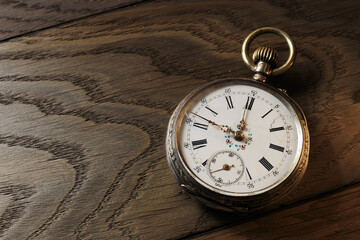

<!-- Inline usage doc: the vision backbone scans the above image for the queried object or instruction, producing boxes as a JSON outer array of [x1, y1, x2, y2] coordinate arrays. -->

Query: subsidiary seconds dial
[[207, 150, 244, 186]]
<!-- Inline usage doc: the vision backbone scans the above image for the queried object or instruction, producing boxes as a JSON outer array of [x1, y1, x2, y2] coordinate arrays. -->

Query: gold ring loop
[[241, 27, 296, 76]]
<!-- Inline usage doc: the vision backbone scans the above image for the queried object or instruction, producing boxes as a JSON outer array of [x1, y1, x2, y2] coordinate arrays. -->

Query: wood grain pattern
[[191, 184, 360, 240], [0, 0, 144, 40], [0, 0, 358, 239]]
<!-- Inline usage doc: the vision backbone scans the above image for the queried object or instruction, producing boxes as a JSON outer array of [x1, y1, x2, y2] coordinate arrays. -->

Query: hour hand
[[239, 97, 249, 131], [233, 98, 250, 141]]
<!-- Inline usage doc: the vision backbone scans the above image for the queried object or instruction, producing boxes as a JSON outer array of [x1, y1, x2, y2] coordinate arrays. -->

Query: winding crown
[[252, 46, 279, 67]]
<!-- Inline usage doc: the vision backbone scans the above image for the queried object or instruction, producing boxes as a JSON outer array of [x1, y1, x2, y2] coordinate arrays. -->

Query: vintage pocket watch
[[166, 27, 309, 213]]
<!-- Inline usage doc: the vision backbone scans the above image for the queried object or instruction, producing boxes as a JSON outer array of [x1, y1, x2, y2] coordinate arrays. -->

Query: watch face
[[176, 79, 304, 197]]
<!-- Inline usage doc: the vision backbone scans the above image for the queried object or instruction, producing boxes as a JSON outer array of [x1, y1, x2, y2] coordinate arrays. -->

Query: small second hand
[[191, 112, 215, 125], [211, 164, 235, 173]]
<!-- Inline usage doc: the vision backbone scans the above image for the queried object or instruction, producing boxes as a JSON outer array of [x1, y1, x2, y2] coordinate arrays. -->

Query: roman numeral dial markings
[[193, 122, 208, 130], [205, 106, 218, 116], [262, 109, 273, 118], [259, 157, 274, 171], [246, 168, 252, 180], [245, 97, 255, 110], [269, 126, 285, 132], [225, 96, 234, 109], [269, 143, 285, 152], [192, 139, 207, 150]]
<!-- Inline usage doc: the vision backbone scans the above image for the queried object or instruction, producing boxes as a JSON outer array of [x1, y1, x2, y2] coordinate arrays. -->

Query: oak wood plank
[[0, 0, 358, 239], [190, 184, 360, 240], [0, 0, 144, 40]]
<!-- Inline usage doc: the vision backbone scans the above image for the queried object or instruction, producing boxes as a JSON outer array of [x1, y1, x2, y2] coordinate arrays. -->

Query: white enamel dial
[[177, 80, 304, 197]]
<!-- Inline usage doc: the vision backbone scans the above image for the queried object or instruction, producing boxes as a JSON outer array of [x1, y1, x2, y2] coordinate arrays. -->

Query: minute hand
[[191, 112, 234, 134]]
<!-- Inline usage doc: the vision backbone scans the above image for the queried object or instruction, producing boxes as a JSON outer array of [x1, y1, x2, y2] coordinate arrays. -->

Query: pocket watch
[[166, 27, 309, 213]]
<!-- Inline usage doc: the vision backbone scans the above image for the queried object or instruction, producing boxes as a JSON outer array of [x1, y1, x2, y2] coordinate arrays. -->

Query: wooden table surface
[[0, 0, 359, 239]]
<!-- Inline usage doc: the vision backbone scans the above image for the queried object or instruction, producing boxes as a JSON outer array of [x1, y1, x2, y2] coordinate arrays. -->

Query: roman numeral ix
[[192, 139, 207, 150]]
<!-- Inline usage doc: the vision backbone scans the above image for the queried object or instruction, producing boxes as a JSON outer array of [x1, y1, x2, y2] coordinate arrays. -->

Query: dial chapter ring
[[241, 27, 296, 75]]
